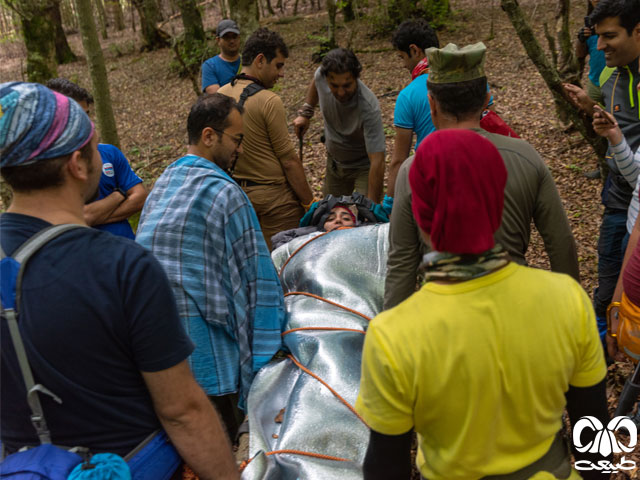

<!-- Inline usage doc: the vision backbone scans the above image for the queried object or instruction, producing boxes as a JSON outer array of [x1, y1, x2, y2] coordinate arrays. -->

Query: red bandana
[[409, 130, 507, 254], [411, 57, 430, 80]]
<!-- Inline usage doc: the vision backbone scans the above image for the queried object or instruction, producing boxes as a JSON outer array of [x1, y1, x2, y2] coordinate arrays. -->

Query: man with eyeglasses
[[136, 93, 286, 441]]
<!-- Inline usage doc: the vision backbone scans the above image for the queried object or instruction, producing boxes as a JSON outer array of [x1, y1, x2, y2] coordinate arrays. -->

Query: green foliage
[[170, 33, 216, 77], [307, 33, 336, 64], [368, 0, 450, 36]]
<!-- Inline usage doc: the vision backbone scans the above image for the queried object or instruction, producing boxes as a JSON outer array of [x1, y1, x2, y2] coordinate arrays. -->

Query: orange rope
[[239, 449, 350, 472], [284, 291, 372, 322], [282, 326, 366, 336], [278, 226, 354, 278], [287, 353, 369, 428], [278, 231, 330, 277]]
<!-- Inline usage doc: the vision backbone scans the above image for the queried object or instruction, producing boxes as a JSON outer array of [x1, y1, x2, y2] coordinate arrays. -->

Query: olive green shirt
[[384, 128, 580, 310]]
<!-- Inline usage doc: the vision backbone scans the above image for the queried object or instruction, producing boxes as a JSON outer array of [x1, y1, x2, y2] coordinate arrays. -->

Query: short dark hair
[[187, 93, 243, 145], [241, 27, 289, 66], [427, 77, 488, 120], [320, 48, 362, 78], [1, 141, 94, 192], [590, 0, 640, 35], [45, 78, 94, 105], [392, 19, 440, 55]]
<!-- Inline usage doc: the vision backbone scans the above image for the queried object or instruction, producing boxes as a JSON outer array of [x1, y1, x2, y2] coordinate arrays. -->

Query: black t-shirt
[[0, 213, 194, 455]]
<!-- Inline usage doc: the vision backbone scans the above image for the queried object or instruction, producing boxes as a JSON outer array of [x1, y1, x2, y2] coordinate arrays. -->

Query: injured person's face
[[323, 205, 356, 232]]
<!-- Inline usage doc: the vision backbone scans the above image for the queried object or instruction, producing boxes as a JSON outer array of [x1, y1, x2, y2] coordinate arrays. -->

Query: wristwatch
[[114, 187, 128, 200]]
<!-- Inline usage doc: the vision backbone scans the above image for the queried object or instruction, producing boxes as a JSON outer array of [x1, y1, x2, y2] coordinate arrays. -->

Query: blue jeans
[[594, 209, 628, 329]]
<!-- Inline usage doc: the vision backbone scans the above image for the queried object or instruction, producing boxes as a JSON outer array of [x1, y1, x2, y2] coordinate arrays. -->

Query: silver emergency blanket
[[241, 224, 389, 480]]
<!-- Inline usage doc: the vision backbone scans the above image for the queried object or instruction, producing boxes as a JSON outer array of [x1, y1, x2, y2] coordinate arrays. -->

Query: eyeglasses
[[214, 129, 244, 147]]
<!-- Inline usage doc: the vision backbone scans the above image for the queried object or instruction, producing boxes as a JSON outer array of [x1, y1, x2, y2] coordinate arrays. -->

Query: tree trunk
[[8, 0, 58, 82], [555, 0, 580, 84], [176, 0, 204, 51], [94, 0, 108, 39], [326, 0, 337, 49], [131, 0, 169, 49], [342, 0, 355, 22], [106, 0, 124, 30], [264, 0, 274, 16], [217, 0, 228, 18], [228, 0, 258, 39], [75, 0, 120, 148], [130, 0, 136, 31], [60, 0, 79, 30], [53, 0, 77, 63], [500, 0, 607, 162]]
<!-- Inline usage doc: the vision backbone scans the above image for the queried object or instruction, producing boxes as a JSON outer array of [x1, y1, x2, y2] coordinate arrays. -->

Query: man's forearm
[[84, 192, 125, 226], [304, 78, 319, 107], [388, 128, 413, 197], [566, 379, 611, 480], [280, 152, 313, 205], [159, 393, 239, 480], [363, 430, 412, 480], [84, 184, 147, 226], [367, 152, 385, 203], [105, 184, 147, 223]]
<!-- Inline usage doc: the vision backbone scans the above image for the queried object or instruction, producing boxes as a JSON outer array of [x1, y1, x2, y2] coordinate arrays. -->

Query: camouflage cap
[[425, 42, 487, 84]]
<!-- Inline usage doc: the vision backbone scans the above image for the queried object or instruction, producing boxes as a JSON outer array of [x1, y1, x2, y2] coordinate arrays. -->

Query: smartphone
[[593, 105, 615, 125]]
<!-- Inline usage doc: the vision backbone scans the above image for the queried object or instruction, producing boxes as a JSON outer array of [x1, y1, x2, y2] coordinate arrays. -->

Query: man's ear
[[254, 53, 265, 68], [201, 127, 216, 147], [66, 150, 89, 181], [409, 44, 423, 59], [427, 92, 437, 116], [633, 23, 640, 44]]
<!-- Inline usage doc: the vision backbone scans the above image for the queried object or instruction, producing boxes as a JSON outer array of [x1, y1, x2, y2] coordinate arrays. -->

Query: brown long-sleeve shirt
[[384, 128, 580, 310]]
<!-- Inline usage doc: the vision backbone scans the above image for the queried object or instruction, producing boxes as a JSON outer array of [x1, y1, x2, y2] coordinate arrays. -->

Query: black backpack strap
[[1, 223, 86, 445], [238, 82, 265, 107], [350, 192, 377, 224]]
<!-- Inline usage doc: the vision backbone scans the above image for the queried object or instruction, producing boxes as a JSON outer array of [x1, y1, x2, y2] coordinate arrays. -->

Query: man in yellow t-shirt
[[356, 127, 609, 480]]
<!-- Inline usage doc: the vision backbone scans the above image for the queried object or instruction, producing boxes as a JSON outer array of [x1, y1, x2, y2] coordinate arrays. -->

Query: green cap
[[426, 42, 487, 84]]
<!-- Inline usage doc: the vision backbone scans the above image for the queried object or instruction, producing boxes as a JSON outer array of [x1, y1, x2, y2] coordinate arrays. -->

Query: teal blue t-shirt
[[201, 55, 241, 91], [393, 75, 435, 150], [394, 74, 494, 150], [586, 35, 606, 86]]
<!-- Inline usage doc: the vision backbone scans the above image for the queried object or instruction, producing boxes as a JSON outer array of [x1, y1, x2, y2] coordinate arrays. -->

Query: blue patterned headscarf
[[0, 82, 94, 168]]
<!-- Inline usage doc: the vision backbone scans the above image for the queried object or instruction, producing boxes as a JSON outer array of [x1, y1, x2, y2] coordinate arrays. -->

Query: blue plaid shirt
[[136, 154, 285, 405]]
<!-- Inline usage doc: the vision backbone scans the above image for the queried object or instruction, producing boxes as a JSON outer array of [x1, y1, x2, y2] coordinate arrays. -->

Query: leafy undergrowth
[[1, 0, 638, 474]]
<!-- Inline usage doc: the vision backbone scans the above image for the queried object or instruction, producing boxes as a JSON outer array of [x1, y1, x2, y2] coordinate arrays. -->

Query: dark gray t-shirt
[[315, 67, 386, 168], [600, 58, 640, 211]]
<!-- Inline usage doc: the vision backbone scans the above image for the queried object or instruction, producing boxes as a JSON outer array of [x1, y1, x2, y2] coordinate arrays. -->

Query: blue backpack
[[0, 225, 181, 480]]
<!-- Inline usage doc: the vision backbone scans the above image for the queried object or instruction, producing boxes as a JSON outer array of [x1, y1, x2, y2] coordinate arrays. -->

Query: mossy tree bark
[[228, 0, 258, 41], [105, 0, 124, 30], [53, 0, 77, 63], [176, 0, 204, 53], [326, 0, 337, 49], [342, 0, 355, 22], [6, 0, 58, 82], [94, 0, 108, 39], [75, 0, 120, 148], [60, 0, 79, 30], [500, 0, 608, 165], [131, 0, 169, 50]]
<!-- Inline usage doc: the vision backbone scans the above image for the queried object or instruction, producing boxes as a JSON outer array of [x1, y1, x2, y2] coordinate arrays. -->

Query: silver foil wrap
[[241, 224, 389, 479]]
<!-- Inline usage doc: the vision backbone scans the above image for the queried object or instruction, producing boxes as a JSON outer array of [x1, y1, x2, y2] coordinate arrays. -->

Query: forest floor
[[1, 0, 638, 475]]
